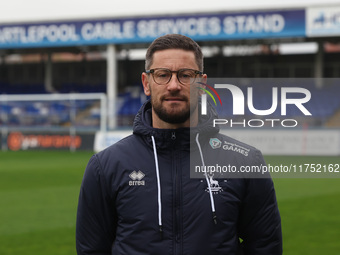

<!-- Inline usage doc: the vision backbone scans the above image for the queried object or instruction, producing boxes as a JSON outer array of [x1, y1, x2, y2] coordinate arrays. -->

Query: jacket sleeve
[[76, 155, 117, 255], [238, 151, 283, 255]]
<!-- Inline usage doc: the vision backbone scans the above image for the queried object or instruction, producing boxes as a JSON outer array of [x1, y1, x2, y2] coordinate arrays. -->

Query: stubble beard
[[150, 93, 197, 125]]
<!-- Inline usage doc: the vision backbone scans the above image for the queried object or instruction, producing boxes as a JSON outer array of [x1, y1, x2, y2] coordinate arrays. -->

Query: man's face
[[142, 49, 205, 128]]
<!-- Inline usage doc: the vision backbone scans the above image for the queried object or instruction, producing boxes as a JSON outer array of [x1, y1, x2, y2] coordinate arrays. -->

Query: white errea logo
[[129, 170, 145, 186]]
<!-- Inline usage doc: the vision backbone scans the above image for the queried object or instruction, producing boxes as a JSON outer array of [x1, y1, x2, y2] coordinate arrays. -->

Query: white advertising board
[[94, 130, 132, 152], [221, 129, 340, 156], [307, 6, 340, 37]]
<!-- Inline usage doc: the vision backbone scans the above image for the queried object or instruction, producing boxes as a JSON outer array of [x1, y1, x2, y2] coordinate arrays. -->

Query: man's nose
[[166, 73, 181, 90]]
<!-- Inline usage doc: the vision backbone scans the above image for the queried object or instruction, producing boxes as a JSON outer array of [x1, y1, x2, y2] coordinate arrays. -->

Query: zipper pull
[[171, 132, 176, 140], [159, 225, 163, 239], [213, 212, 217, 225]]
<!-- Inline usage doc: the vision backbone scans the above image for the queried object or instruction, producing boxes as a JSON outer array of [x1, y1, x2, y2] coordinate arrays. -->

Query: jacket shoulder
[[218, 133, 258, 150], [212, 133, 270, 179], [210, 132, 262, 159], [93, 134, 144, 170], [97, 134, 140, 154]]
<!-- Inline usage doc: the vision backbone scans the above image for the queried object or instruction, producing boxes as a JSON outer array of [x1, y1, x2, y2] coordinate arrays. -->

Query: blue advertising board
[[0, 9, 306, 49]]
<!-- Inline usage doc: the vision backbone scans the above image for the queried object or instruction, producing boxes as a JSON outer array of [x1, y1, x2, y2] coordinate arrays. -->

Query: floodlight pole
[[107, 44, 118, 130], [44, 52, 55, 93], [314, 41, 324, 88]]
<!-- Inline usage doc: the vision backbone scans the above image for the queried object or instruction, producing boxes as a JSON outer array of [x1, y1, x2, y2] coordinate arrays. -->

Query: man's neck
[[151, 111, 198, 129]]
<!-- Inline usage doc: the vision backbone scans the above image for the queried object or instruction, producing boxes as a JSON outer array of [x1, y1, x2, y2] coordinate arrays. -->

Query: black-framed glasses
[[145, 68, 203, 85]]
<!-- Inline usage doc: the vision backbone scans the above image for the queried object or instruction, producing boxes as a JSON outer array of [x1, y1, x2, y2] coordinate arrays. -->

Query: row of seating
[[0, 82, 106, 94], [0, 100, 99, 127]]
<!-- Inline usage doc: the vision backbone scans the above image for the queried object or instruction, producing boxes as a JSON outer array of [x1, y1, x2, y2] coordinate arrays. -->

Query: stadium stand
[[0, 6, 340, 130], [0, 80, 339, 128], [0, 99, 101, 129]]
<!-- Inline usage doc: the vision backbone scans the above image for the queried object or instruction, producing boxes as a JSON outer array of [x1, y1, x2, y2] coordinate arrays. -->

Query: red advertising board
[[3, 131, 94, 151]]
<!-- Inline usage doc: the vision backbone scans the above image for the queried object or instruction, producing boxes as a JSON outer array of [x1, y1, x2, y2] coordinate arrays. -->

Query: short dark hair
[[145, 34, 204, 71]]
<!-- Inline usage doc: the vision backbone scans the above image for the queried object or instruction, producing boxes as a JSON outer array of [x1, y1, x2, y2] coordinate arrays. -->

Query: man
[[76, 34, 282, 255]]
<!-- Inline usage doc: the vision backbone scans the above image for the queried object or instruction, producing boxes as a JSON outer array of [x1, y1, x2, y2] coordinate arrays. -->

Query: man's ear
[[198, 74, 208, 95], [201, 74, 207, 84], [142, 72, 151, 96]]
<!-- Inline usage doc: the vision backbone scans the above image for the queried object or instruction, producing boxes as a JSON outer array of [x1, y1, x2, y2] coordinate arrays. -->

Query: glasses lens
[[178, 69, 197, 84], [153, 69, 171, 85]]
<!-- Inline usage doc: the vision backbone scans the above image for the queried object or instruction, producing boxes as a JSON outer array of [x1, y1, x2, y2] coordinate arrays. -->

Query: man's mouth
[[163, 95, 188, 102], [164, 97, 184, 102]]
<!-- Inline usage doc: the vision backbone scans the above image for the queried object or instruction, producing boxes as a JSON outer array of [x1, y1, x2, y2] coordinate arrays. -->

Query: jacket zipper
[[175, 153, 180, 244], [172, 132, 181, 255], [171, 132, 176, 140]]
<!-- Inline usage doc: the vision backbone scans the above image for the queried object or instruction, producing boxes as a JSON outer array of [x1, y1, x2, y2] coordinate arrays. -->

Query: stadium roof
[[2, 0, 340, 24], [1, 0, 340, 53]]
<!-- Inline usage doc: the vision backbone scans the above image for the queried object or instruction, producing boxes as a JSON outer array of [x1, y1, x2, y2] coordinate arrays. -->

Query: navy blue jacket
[[76, 100, 282, 255]]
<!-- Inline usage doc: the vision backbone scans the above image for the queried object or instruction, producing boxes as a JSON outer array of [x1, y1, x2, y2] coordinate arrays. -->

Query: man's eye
[[179, 71, 195, 78], [155, 71, 170, 78]]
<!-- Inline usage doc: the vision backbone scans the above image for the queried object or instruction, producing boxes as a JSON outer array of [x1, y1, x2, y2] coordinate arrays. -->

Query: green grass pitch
[[0, 151, 339, 255]]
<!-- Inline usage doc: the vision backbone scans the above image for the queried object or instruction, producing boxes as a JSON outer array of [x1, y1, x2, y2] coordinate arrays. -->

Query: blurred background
[[0, 0, 339, 254]]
